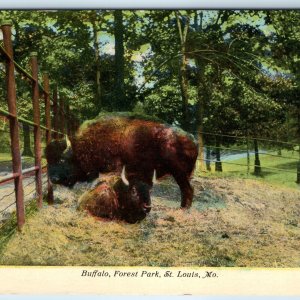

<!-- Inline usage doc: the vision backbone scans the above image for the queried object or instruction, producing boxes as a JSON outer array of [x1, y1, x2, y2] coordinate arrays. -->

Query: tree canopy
[[0, 9, 299, 145]]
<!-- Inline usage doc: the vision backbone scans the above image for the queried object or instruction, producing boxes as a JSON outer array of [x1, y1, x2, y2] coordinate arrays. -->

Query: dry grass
[[0, 176, 300, 267]]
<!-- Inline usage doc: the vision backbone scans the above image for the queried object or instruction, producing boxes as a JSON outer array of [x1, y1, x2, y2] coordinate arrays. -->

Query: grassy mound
[[0, 176, 299, 267]]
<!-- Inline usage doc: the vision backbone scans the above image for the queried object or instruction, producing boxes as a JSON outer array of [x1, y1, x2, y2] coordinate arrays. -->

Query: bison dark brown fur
[[45, 114, 198, 208], [78, 173, 152, 223]]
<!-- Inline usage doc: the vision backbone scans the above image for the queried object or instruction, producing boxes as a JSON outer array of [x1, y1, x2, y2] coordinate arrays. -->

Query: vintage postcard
[[0, 0, 299, 296]]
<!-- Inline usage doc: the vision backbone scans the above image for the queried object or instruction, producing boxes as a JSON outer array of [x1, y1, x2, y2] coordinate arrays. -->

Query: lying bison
[[78, 168, 153, 223], [45, 113, 198, 208]]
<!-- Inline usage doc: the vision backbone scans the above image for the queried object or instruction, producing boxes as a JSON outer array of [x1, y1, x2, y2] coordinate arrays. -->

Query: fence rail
[[196, 130, 299, 147], [195, 130, 300, 183], [0, 21, 78, 231]]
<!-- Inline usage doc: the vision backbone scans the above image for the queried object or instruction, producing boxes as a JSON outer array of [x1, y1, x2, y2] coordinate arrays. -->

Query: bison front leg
[[173, 174, 194, 208]]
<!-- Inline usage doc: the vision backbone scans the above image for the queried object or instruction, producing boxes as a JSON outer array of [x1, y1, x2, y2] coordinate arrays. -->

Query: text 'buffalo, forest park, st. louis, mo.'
[[81, 269, 218, 279]]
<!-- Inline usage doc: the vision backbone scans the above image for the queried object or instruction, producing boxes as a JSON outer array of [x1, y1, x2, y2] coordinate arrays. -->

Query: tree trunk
[[176, 12, 190, 130], [195, 12, 206, 171], [59, 95, 65, 135], [254, 138, 261, 176], [91, 16, 102, 112], [297, 103, 300, 184], [65, 102, 71, 137], [22, 123, 33, 157], [196, 64, 205, 171], [246, 131, 250, 175], [206, 145, 211, 171], [114, 10, 125, 110], [297, 161, 300, 184], [215, 138, 222, 172], [197, 126, 205, 172], [276, 134, 282, 156], [297, 102, 300, 139], [196, 62, 214, 173], [193, 10, 199, 31], [179, 47, 189, 130], [277, 148, 282, 156], [52, 86, 59, 139]]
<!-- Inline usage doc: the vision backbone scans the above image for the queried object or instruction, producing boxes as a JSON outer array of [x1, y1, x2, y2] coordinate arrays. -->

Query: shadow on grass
[[193, 189, 226, 211], [210, 169, 276, 179], [272, 161, 298, 170], [152, 179, 180, 203], [152, 178, 226, 211]]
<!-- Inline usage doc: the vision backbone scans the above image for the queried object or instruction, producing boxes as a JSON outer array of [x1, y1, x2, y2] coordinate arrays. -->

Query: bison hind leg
[[172, 174, 194, 208]]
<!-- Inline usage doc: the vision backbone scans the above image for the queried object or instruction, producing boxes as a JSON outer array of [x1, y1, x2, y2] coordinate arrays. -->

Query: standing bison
[[45, 113, 198, 208]]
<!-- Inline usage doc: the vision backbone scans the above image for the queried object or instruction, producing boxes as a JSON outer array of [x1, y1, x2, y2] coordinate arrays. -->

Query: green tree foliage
[[0, 9, 298, 150], [265, 11, 300, 143]]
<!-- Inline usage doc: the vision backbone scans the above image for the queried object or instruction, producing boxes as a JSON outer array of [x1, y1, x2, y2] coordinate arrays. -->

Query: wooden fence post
[[30, 52, 43, 208], [43, 72, 54, 204], [1, 21, 25, 230]]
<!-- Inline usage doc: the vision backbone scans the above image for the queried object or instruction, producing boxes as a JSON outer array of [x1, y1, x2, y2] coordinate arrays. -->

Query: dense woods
[[0, 10, 299, 174]]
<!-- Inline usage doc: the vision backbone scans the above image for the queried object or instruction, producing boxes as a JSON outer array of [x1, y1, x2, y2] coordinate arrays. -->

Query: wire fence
[[196, 130, 299, 147], [195, 131, 300, 183]]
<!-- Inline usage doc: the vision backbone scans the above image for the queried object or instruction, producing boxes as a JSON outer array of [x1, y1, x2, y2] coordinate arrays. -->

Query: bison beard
[[45, 114, 198, 211]]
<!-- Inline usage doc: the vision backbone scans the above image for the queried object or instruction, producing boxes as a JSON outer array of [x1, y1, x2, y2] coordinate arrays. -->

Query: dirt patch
[[0, 176, 299, 267]]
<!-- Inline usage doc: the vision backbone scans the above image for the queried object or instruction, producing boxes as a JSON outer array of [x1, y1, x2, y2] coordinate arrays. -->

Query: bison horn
[[152, 169, 157, 184], [121, 166, 129, 186], [66, 135, 71, 148], [63, 135, 72, 153]]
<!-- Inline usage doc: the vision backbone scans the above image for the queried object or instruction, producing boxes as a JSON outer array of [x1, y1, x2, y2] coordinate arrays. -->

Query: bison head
[[115, 166, 154, 223], [45, 137, 87, 187]]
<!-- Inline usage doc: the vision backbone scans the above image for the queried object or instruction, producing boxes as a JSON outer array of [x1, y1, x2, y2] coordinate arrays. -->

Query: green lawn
[[0, 153, 36, 162], [0, 153, 12, 162], [0, 153, 46, 167], [196, 149, 300, 189]]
